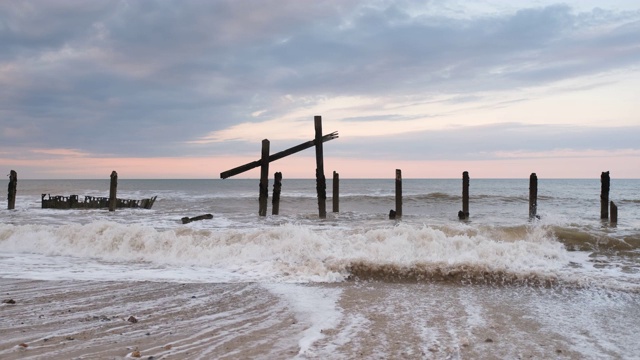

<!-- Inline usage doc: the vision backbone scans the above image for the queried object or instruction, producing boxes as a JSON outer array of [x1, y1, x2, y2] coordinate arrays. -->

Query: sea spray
[[0, 221, 573, 285]]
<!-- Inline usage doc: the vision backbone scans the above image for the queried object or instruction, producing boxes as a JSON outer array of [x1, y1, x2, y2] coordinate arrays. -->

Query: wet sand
[[1, 279, 639, 359]]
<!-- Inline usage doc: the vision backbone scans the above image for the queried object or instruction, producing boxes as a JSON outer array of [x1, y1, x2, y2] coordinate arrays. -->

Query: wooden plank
[[108, 171, 117, 212], [601, 171, 610, 219], [458, 171, 469, 220], [395, 169, 402, 218], [315, 116, 327, 218], [529, 173, 538, 220], [272, 172, 282, 215], [259, 140, 270, 216], [220, 131, 338, 179], [8, 170, 17, 210], [332, 171, 339, 213]]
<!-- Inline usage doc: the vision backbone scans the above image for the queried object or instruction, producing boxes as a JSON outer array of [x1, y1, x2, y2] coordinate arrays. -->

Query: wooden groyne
[[41, 194, 157, 210]]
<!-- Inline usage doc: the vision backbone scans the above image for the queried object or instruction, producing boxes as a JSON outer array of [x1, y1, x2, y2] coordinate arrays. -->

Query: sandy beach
[[2, 278, 639, 359]]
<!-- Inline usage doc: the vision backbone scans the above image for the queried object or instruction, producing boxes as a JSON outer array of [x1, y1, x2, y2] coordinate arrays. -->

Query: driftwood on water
[[41, 194, 157, 209], [181, 214, 213, 224]]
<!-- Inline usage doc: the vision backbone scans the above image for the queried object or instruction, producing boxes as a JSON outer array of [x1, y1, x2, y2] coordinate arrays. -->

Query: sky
[[1, 0, 639, 179]]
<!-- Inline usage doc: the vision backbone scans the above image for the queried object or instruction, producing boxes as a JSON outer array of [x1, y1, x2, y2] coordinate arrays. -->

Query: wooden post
[[529, 173, 538, 220], [600, 171, 610, 220], [315, 116, 327, 219], [259, 139, 270, 217], [108, 171, 117, 212], [395, 169, 402, 218], [610, 201, 617, 224], [332, 171, 339, 213], [459, 171, 469, 220], [8, 170, 17, 210], [272, 172, 282, 215]]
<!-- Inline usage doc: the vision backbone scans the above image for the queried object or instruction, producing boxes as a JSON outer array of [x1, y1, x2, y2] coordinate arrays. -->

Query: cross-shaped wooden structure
[[220, 116, 338, 218]]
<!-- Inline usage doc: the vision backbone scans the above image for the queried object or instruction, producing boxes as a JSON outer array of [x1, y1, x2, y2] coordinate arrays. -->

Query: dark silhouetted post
[[8, 170, 17, 210], [108, 171, 118, 212], [315, 116, 327, 219], [395, 169, 402, 218], [332, 171, 339, 213], [610, 201, 617, 224], [529, 173, 538, 220], [459, 171, 469, 220], [272, 172, 282, 215], [601, 171, 610, 220], [259, 139, 270, 216]]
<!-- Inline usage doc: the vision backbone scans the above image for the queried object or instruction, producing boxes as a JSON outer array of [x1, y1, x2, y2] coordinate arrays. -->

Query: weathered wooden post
[[315, 116, 327, 219], [8, 170, 17, 210], [610, 201, 618, 224], [458, 171, 469, 220], [272, 172, 282, 215], [529, 173, 538, 220], [259, 139, 270, 216], [395, 169, 402, 218], [332, 171, 339, 213], [600, 171, 610, 220], [108, 171, 117, 212]]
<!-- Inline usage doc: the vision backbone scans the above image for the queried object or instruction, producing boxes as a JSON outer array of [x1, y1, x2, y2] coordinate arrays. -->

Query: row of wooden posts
[[7, 167, 620, 225], [253, 168, 620, 225], [221, 116, 621, 224]]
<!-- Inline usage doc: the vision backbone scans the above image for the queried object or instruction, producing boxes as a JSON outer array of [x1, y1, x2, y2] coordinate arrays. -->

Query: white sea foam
[[264, 284, 343, 357], [1, 220, 626, 289]]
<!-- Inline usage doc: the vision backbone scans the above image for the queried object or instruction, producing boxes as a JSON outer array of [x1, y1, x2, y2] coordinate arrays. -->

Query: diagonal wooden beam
[[220, 131, 338, 179]]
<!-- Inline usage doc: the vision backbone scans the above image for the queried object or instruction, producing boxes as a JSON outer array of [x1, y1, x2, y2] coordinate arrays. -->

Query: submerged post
[[259, 139, 270, 217], [459, 171, 469, 220], [395, 169, 402, 218], [610, 201, 618, 224], [332, 171, 339, 213], [600, 171, 610, 220], [315, 116, 327, 219], [529, 173, 538, 220], [108, 171, 118, 212], [8, 170, 17, 210], [272, 172, 282, 215]]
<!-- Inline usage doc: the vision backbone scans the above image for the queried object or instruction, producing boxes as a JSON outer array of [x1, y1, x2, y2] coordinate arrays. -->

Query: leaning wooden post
[[395, 169, 402, 218], [610, 201, 618, 224], [314, 116, 327, 219], [332, 171, 339, 213], [529, 173, 538, 220], [8, 170, 17, 210], [259, 139, 270, 217], [600, 171, 610, 220], [108, 171, 117, 212], [272, 172, 282, 215]]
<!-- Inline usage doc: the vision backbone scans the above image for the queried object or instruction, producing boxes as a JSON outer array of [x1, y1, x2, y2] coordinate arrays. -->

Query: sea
[[1, 178, 639, 359]]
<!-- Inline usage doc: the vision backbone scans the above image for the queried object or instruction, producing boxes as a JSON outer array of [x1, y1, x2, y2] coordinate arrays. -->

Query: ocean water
[[1, 178, 639, 358]]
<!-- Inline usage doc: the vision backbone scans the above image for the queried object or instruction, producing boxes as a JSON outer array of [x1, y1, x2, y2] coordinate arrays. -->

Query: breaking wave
[[0, 221, 638, 291]]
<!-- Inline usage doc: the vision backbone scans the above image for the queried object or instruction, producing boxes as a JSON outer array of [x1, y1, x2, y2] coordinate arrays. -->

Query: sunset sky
[[1, 0, 639, 179]]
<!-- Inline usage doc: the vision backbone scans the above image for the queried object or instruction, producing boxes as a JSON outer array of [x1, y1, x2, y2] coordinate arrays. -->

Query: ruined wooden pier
[[220, 116, 338, 218], [41, 194, 157, 209]]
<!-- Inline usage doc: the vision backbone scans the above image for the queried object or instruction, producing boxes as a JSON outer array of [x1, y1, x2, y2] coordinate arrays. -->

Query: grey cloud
[[1, 1, 639, 161]]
